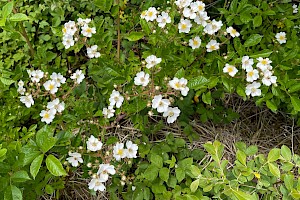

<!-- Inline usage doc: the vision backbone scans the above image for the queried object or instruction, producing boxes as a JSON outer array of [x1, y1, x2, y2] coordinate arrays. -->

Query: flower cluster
[[140, 7, 172, 28], [66, 135, 138, 192], [102, 90, 124, 119], [18, 69, 85, 124], [293, 4, 298, 14], [223, 56, 277, 97], [62, 18, 100, 58]]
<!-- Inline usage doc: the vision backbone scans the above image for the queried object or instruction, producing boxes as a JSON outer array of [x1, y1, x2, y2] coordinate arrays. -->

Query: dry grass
[[43, 95, 299, 200]]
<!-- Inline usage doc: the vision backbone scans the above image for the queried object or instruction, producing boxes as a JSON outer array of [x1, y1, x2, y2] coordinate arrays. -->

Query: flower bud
[[120, 181, 125, 186], [78, 146, 83, 150], [121, 175, 126, 181], [155, 86, 160, 90], [148, 110, 153, 116], [87, 163, 92, 168]]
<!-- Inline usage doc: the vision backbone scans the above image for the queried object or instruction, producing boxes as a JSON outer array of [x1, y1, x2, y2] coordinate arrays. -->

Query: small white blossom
[[30, 70, 44, 83], [43, 80, 58, 94], [87, 45, 101, 58], [109, 90, 124, 108], [156, 11, 171, 28], [144, 7, 158, 21], [206, 40, 220, 52], [134, 71, 150, 86], [88, 178, 106, 192], [275, 32, 286, 44], [169, 77, 189, 96], [223, 64, 238, 77], [152, 94, 170, 113], [63, 21, 77, 36], [175, 0, 193, 9], [113, 142, 127, 161], [18, 80, 24, 87], [163, 107, 181, 123], [256, 57, 272, 71], [293, 4, 298, 14], [125, 141, 138, 158], [81, 24, 96, 37], [242, 56, 254, 71], [246, 69, 259, 82], [20, 94, 34, 108], [87, 135, 103, 152], [40, 109, 56, 124], [145, 55, 162, 69], [47, 98, 65, 113], [97, 163, 116, 181], [189, 36, 201, 49], [66, 152, 83, 167], [194, 11, 209, 26], [190, 1, 205, 13], [226, 26, 240, 37], [183, 7, 196, 19], [17, 87, 26, 95], [245, 82, 261, 97], [62, 35, 75, 49], [103, 106, 115, 118], [204, 19, 223, 35], [262, 70, 277, 86], [70, 70, 85, 84], [178, 19, 192, 33], [77, 18, 91, 26], [50, 72, 66, 87]]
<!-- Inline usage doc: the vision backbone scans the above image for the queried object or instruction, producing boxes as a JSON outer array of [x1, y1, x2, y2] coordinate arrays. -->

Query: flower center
[[49, 84, 54, 90], [261, 60, 267, 65], [193, 40, 199, 46], [117, 149, 124, 155], [148, 11, 153, 17], [248, 71, 254, 77], [169, 111, 174, 117], [210, 45, 215, 50], [44, 113, 50, 119], [227, 67, 233, 73], [181, 24, 187, 30], [279, 35, 285, 40]]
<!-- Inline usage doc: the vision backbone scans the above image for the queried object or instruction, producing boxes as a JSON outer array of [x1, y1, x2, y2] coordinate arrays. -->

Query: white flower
[[246, 69, 259, 82], [125, 141, 138, 158], [169, 77, 182, 90], [30, 70, 44, 83], [175, 0, 193, 9], [109, 90, 124, 108], [206, 40, 220, 52], [103, 106, 115, 118], [262, 70, 277, 86], [97, 164, 116, 181], [20, 94, 34, 108], [134, 71, 150, 86], [62, 35, 75, 49], [189, 36, 201, 49], [77, 18, 91, 26], [81, 24, 96, 37], [18, 80, 24, 87], [183, 7, 196, 19], [275, 32, 286, 44], [194, 11, 209, 26], [70, 70, 85, 84], [223, 64, 238, 77], [87, 45, 101, 58], [17, 87, 26, 95], [47, 98, 65, 113], [169, 77, 189, 96], [88, 178, 106, 192], [293, 4, 298, 14], [190, 1, 206, 13], [63, 21, 77, 36], [66, 152, 83, 167], [204, 19, 223, 35], [50, 72, 66, 87], [242, 56, 254, 71], [256, 57, 272, 71], [152, 94, 170, 113], [145, 55, 162, 69], [156, 11, 171, 28], [140, 10, 147, 19], [226, 26, 240, 37], [43, 80, 58, 94], [245, 82, 261, 97], [144, 7, 158, 22], [40, 109, 56, 124], [87, 135, 103, 152], [178, 19, 192, 33], [163, 107, 181, 123], [113, 142, 127, 161]]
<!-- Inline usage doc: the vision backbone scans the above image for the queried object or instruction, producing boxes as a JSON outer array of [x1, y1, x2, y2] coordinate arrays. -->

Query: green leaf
[[10, 13, 29, 21], [150, 154, 163, 169], [244, 34, 263, 47], [46, 155, 67, 176], [245, 145, 258, 156], [202, 91, 212, 105], [190, 165, 201, 177], [175, 68, 185, 79], [30, 154, 44, 179], [36, 125, 57, 153], [144, 164, 159, 181], [291, 189, 300, 199], [288, 84, 300, 93], [4, 185, 22, 200], [140, 19, 151, 35], [190, 179, 199, 193], [187, 76, 209, 90], [268, 148, 280, 162], [2, 2, 14, 19], [291, 96, 300, 112], [284, 174, 294, 191], [0, 148, 7, 157], [232, 189, 256, 200], [236, 150, 246, 166], [253, 15, 262, 27], [0, 77, 15, 86], [11, 171, 31, 183], [159, 168, 169, 182], [126, 32, 144, 41], [175, 167, 185, 182], [94, 0, 113, 12], [266, 100, 277, 112], [250, 49, 273, 58], [281, 145, 292, 161], [268, 162, 280, 178]]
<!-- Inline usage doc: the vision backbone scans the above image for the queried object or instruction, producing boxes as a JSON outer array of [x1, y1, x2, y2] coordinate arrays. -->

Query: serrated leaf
[[202, 91, 212, 105], [175, 167, 185, 182], [232, 189, 257, 200], [94, 0, 113, 12], [268, 162, 280, 178], [281, 145, 292, 161], [291, 96, 300, 112], [268, 148, 280, 162], [10, 13, 29, 21], [36, 125, 57, 153], [250, 49, 273, 58], [126, 32, 144, 41], [288, 84, 300, 93], [187, 76, 209, 90], [11, 171, 31, 183], [266, 100, 277, 112], [2, 2, 14, 19], [4, 185, 22, 200], [30, 154, 44, 179], [46, 155, 67, 176], [0, 77, 15, 86], [150, 154, 163, 168], [253, 15, 262, 27], [244, 34, 263, 47], [159, 167, 169, 182], [144, 164, 159, 181], [190, 179, 199, 193]]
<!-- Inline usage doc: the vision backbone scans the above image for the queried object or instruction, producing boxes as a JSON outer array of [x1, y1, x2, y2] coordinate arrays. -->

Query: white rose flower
[[206, 40, 220, 52], [194, 11, 209, 26], [70, 70, 85, 84], [97, 164, 116, 181], [30, 70, 44, 83], [242, 56, 254, 71], [223, 64, 238, 77], [125, 141, 138, 158], [183, 7, 196, 19], [113, 142, 127, 161], [40, 109, 56, 124], [81, 24, 96, 37], [20, 94, 34, 108], [47, 98, 65, 113], [189, 36, 201, 49], [87, 45, 101, 58], [87, 135, 103, 152], [226, 26, 240, 37], [66, 152, 83, 167], [178, 19, 192, 33], [145, 55, 162, 69], [109, 90, 124, 108], [103, 106, 115, 118], [156, 11, 171, 28], [88, 178, 106, 192], [190, 1, 205, 13], [275, 32, 286, 44], [134, 71, 150, 86], [144, 7, 158, 21], [50, 72, 66, 87], [43, 80, 58, 94], [163, 107, 181, 123], [62, 35, 75, 49], [152, 94, 170, 113], [262, 70, 277, 86], [256, 57, 272, 71], [245, 82, 261, 97], [246, 69, 259, 82]]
